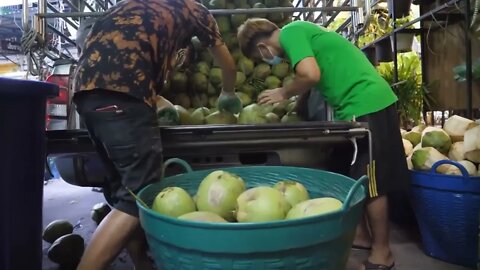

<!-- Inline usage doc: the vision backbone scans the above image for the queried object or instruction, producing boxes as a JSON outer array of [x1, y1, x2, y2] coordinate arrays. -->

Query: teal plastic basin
[[137, 158, 367, 270]]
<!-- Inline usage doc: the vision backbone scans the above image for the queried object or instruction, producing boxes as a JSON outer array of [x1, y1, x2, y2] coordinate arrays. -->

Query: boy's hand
[[217, 91, 242, 114], [258, 88, 288, 105]]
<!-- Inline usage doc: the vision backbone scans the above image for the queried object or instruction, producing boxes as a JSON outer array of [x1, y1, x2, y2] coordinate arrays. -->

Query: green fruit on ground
[[421, 127, 452, 154], [235, 0, 249, 7], [235, 71, 247, 87], [240, 83, 256, 97], [200, 51, 213, 64], [192, 93, 209, 108], [281, 112, 302, 123], [268, 12, 285, 23], [210, 107, 219, 114], [236, 186, 292, 222], [192, 72, 208, 92], [280, 0, 294, 17], [223, 33, 238, 49], [152, 187, 196, 218], [178, 211, 228, 223], [286, 101, 296, 113], [231, 14, 248, 28], [272, 62, 290, 79], [174, 93, 191, 109], [238, 103, 270, 124], [286, 197, 343, 220], [403, 131, 421, 147], [195, 170, 246, 221], [252, 3, 267, 17], [232, 49, 243, 62], [174, 105, 194, 125], [190, 107, 210, 125], [236, 92, 252, 106], [158, 107, 180, 125], [215, 16, 231, 33], [209, 96, 218, 108], [91, 202, 111, 225], [265, 0, 279, 7], [265, 75, 282, 89], [209, 0, 226, 9], [237, 57, 255, 76], [209, 67, 223, 85], [194, 61, 210, 76], [273, 180, 310, 206], [47, 234, 85, 267], [253, 63, 272, 79], [205, 111, 238, 124], [207, 82, 218, 95], [265, 112, 280, 123], [272, 100, 290, 118], [43, 220, 74, 244], [171, 72, 188, 92], [282, 74, 295, 87]]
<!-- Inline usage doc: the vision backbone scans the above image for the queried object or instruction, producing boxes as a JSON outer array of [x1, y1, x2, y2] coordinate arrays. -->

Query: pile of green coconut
[[161, 0, 303, 125]]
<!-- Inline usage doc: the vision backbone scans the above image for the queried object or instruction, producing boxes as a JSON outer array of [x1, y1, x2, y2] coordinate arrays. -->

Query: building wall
[[425, 23, 480, 110]]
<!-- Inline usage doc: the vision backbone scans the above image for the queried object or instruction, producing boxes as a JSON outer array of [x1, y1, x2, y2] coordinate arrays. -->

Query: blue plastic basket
[[411, 160, 480, 268], [137, 158, 367, 270]]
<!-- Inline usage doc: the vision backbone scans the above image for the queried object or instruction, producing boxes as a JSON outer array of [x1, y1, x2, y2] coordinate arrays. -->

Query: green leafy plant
[[377, 52, 435, 128]]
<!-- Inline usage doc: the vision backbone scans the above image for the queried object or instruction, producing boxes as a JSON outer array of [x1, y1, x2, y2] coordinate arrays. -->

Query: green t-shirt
[[279, 21, 398, 121]]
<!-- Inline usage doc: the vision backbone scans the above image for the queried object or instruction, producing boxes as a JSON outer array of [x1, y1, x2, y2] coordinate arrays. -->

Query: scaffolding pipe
[[37, 6, 359, 18], [22, 0, 30, 30], [36, 0, 47, 42], [47, 2, 79, 29]]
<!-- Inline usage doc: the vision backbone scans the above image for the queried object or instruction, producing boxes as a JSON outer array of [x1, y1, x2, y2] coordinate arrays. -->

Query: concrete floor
[[43, 179, 473, 270]]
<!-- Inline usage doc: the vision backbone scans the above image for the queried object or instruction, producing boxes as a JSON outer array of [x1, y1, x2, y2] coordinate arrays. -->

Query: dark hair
[[237, 18, 279, 58]]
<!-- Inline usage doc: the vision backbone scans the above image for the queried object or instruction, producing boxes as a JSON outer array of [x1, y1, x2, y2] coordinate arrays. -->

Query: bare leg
[[76, 209, 141, 270], [359, 196, 394, 269], [126, 227, 154, 270], [353, 214, 372, 248]]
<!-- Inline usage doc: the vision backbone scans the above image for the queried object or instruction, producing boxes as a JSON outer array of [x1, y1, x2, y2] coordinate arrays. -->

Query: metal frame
[[359, 0, 475, 120]]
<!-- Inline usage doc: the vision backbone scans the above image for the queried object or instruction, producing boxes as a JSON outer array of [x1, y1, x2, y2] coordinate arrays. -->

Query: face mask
[[263, 55, 283, 65], [260, 46, 283, 65]]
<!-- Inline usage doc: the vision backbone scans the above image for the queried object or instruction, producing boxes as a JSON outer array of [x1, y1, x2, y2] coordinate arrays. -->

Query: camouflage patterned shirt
[[74, 0, 222, 107]]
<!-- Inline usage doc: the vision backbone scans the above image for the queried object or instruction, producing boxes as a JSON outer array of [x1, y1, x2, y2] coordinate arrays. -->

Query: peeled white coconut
[[412, 123, 427, 133], [411, 147, 450, 173], [403, 131, 422, 146], [177, 211, 228, 223], [400, 128, 407, 136], [464, 125, 480, 152], [286, 197, 343, 220], [195, 170, 246, 221], [236, 186, 291, 223], [444, 160, 478, 176], [465, 150, 480, 163], [406, 155, 413, 170], [421, 126, 452, 154], [443, 115, 475, 142], [403, 139, 414, 157], [448, 141, 466, 161], [463, 125, 480, 163], [152, 187, 196, 218], [273, 180, 310, 206]]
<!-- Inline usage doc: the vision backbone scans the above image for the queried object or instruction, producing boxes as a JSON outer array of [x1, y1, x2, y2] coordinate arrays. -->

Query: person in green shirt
[[238, 18, 409, 270]]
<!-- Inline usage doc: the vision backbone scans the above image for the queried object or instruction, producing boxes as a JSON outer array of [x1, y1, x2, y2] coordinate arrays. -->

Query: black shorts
[[329, 104, 410, 198], [73, 89, 163, 217]]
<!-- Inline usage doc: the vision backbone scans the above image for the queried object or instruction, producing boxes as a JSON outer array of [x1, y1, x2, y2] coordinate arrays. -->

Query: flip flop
[[351, 244, 372, 250], [364, 260, 395, 270]]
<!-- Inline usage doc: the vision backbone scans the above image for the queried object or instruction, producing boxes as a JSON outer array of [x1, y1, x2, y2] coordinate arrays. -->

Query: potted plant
[[357, 11, 393, 62], [377, 52, 435, 129], [387, 0, 412, 18], [389, 15, 416, 53]]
